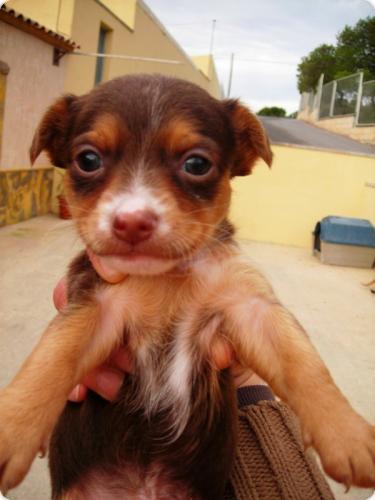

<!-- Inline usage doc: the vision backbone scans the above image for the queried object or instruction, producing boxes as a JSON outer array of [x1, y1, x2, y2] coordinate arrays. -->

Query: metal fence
[[333, 73, 361, 116], [299, 72, 375, 126], [358, 80, 375, 125], [319, 81, 335, 118]]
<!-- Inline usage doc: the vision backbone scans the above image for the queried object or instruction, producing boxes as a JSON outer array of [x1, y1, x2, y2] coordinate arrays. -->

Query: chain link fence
[[319, 81, 334, 118], [299, 72, 375, 126], [358, 80, 375, 125], [333, 73, 361, 116]]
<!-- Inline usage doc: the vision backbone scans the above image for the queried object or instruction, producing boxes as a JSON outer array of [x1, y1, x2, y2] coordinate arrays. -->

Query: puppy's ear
[[30, 94, 77, 168], [224, 99, 272, 177]]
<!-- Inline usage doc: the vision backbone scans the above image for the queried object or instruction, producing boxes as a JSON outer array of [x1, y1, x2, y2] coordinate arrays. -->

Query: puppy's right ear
[[224, 99, 272, 177], [30, 94, 77, 168]]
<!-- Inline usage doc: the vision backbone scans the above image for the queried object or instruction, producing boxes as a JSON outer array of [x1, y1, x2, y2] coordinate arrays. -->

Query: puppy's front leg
[[224, 294, 375, 488], [0, 287, 125, 492]]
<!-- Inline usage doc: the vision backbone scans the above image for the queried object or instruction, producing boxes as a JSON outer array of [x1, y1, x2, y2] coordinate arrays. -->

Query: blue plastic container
[[313, 216, 375, 268], [319, 216, 375, 247]]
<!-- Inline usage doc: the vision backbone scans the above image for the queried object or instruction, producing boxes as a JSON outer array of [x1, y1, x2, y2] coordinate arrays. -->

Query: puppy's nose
[[113, 210, 158, 244]]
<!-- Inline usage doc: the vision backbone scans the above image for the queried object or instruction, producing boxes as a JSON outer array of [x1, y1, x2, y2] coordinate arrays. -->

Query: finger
[[87, 248, 127, 284], [82, 367, 125, 401], [53, 277, 67, 311], [68, 384, 88, 402], [231, 362, 267, 388], [109, 348, 134, 373], [211, 338, 234, 370]]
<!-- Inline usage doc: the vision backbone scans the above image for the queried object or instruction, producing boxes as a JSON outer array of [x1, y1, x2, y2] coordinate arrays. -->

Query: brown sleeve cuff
[[226, 400, 334, 500], [236, 385, 275, 408]]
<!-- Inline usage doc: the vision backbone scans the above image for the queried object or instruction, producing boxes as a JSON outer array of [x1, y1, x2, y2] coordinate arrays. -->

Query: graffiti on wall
[[0, 168, 53, 227], [51, 166, 66, 214], [0, 73, 5, 154]]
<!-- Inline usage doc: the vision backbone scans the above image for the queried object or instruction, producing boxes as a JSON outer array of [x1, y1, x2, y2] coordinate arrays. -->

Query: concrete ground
[[259, 116, 375, 156], [0, 214, 374, 500]]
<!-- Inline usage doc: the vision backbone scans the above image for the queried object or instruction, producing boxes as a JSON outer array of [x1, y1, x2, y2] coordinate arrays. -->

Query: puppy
[[0, 74, 374, 499]]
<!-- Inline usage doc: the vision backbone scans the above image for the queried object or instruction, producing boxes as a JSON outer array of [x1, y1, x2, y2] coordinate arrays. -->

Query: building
[[6, 0, 220, 98], [0, 6, 76, 225], [0, 0, 220, 226]]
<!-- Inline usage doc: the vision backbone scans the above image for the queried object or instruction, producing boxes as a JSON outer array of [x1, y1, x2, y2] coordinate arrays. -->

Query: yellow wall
[[0, 168, 53, 226], [230, 145, 375, 248], [0, 71, 6, 161], [51, 167, 66, 215], [192, 55, 211, 78], [8, 0, 137, 35], [64, 0, 221, 97], [7, 0, 221, 98], [7, 0, 75, 37], [99, 0, 136, 30]]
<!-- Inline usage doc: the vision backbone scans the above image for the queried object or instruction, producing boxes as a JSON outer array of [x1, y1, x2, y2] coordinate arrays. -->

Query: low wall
[[1, 147, 374, 250], [297, 111, 375, 145], [317, 116, 375, 144], [0, 167, 53, 226], [230, 145, 375, 248], [51, 166, 66, 215]]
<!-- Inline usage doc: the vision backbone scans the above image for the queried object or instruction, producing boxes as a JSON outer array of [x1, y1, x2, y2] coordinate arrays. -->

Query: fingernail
[[70, 385, 82, 402]]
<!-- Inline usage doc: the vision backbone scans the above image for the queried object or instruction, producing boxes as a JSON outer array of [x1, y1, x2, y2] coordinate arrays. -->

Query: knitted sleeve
[[224, 386, 334, 500]]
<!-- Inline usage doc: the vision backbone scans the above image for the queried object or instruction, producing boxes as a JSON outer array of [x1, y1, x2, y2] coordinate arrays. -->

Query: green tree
[[297, 17, 375, 93], [257, 106, 287, 117], [335, 17, 375, 81], [297, 44, 337, 93]]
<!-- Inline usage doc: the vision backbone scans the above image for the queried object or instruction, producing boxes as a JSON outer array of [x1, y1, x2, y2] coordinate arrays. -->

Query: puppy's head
[[31, 75, 272, 275]]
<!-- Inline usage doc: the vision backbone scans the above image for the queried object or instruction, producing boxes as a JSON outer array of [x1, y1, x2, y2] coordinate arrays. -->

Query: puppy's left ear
[[224, 99, 273, 177], [30, 94, 77, 168]]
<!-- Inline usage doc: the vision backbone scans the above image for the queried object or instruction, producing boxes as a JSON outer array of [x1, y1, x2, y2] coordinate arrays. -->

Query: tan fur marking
[[160, 119, 203, 154], [73, 114, 127, 155]]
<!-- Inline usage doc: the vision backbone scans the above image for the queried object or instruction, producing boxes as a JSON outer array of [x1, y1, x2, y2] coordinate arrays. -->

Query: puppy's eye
[[182, 156, 212, 176], [75, 150, 102, 173]]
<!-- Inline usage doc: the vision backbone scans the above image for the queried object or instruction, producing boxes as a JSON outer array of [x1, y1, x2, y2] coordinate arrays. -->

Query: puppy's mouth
[[87, 246, 180, 277]]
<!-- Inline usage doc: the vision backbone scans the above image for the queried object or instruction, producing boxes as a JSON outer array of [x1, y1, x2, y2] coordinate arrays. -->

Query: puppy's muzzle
[[113, 209, 159, 245]]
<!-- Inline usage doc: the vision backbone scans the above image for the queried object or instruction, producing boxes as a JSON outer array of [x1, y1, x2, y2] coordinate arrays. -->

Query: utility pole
[[227, 53, 234, 97], [209, 19, 216, 54]]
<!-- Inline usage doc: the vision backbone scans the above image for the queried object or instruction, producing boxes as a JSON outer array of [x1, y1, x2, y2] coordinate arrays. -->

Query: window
[[95, 25, 110, 85]]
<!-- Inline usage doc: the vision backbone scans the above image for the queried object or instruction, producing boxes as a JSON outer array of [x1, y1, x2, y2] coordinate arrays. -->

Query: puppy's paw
[[0, 391, 47, 492], [306, 411, 375, 488]]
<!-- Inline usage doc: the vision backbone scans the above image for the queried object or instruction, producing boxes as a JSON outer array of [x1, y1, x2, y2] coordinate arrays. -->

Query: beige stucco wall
[[317, 116, 375, 145], [297, 110, 375, 145], [5, 0, 221, 100], [0, 22, 66, 169], [63, 0, 221, 98]]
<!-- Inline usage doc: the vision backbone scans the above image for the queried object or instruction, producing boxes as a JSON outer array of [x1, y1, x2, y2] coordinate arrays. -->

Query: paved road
[[259, 116, 375, 156]]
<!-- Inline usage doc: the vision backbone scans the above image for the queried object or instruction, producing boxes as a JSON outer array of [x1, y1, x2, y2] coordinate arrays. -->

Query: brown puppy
[[0, 74, 374, 498]]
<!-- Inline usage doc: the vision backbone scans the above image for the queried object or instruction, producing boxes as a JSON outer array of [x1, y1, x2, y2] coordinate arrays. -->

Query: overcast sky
[[146, 0, 374, 113]]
